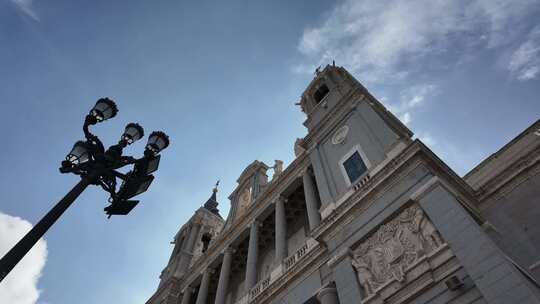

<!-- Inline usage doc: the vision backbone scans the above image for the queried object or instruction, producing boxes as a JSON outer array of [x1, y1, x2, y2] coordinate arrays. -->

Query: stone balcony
[[235, 237, 319, 304]]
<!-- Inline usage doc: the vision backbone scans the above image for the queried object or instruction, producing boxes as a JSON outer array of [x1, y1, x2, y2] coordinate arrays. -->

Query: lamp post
[[0, 98, 169, 283]]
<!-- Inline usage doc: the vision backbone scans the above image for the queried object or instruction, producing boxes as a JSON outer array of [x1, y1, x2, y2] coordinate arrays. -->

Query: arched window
[[313, 84, 329, 104], [201, 233, 212, 253]]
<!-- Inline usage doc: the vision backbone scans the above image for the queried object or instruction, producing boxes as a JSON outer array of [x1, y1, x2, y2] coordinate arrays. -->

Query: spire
[[203, 180, 220, 216]]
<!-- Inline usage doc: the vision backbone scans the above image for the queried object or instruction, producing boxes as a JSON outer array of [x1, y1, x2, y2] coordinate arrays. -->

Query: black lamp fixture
[[0, 97, 169, 283], [65, 141, 91, 166], [90, 98, 118, 123], [145, 131, 170, 156], [122, 123, 145, 145]]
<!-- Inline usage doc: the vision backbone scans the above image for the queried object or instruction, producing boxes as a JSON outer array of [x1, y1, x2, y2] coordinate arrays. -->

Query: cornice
[[146, 276, 181, 304], [475, 145, 540, 203], [464, 118, 540, 181]]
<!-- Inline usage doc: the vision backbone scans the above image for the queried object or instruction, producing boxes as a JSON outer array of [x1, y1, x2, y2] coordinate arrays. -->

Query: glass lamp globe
[[122, 123, 144, 145], [90, 98, 118, 122], [145, 131, 170, 155], [66, 141, 91, 165]]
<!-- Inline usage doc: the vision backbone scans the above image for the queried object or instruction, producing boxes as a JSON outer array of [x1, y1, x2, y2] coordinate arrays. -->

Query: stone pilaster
[[175, 222, 202, 277], [303, 168, 321, 230]]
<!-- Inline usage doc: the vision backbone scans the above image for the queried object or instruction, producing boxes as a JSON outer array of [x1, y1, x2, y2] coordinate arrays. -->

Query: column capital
[[248, 219, 262, 228], [181, 285, 194, 294], [316, 282, 338, 302], [223, 246, 236, 255], [301, 166, 314, 177], [202, 267, 215, 275], [307, 143, 318, 153]]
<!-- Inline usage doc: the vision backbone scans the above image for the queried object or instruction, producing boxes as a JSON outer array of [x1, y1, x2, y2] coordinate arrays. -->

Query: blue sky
[[0, 0, 539, 303]]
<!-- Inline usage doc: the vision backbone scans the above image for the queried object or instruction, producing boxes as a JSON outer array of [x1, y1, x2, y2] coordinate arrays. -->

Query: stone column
[[317, 283, 340, 304], [195, 268, 213, 304], [303, 168, 321, 230], [175, 222, 202, 277], [215, 247, 234, 304], [180, 286, 193, 304], [275, 196, 288, 263], [245, 220, 260, 291]]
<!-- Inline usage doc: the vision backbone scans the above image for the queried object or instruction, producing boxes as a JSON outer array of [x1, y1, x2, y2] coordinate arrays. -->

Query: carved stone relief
[[351, 204, 444, 296]]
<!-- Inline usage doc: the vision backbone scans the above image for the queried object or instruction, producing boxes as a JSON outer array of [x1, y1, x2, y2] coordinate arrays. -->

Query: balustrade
[[239, 238, 319, 303]]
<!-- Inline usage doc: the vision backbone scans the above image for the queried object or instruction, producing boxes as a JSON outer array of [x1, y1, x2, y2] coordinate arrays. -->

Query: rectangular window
[[343, 151, 367, 183]]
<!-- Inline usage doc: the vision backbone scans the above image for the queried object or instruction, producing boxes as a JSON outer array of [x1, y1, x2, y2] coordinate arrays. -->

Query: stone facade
[[146, 65, 540, 304]]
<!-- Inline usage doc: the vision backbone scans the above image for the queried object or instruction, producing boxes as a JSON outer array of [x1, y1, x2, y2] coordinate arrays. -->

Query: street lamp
[[0, 98, 169, 283]]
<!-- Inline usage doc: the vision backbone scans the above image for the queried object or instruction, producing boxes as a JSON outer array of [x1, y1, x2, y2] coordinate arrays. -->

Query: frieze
[[351, 204, 444, 297]]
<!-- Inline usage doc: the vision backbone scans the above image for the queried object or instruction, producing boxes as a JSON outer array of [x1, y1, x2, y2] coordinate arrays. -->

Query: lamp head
[[90, 98, 118, 123], [145, 131, 170, 156], [66, 141, 91, 166], [122, 123, 144, 145]]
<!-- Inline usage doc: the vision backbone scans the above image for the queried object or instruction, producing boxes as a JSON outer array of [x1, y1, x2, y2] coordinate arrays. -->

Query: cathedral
[[146, 65, 540, 304]]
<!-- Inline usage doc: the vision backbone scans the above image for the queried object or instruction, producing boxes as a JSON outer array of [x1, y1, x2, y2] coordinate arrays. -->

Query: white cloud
[[416, 132, 437, 147], [296, 0, 540, 82], [11, 0, 39, 21], [388, 84, 437, 126], [0, 212, 47, 304], [508, 26, 540, 80], [399, 112, 411, 125]]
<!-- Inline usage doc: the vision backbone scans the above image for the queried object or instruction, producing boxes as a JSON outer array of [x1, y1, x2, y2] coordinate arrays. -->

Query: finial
[[204, 180, 220, 216]]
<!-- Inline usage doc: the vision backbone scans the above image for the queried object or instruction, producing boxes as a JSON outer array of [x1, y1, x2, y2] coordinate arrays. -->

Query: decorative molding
[[475, 145, 540, 202], [410, 176, 440, 202], [332, 125, 349, 145], [316, 282, 338, 301], [327, 247, 353, 268]]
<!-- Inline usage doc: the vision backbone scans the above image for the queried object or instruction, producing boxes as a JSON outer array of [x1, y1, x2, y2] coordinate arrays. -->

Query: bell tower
[[299, 64, 413, 214], [158, 183, 225, 291]]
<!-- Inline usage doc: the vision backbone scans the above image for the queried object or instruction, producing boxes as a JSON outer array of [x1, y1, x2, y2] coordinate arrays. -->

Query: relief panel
[[351, 204, 448, 302]]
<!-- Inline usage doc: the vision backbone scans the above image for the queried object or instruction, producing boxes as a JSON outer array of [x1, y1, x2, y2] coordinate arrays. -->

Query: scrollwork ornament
[[351, 205, 444, 296]]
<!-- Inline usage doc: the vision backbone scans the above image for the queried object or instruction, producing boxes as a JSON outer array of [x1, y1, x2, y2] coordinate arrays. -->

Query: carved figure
[[352, 258, 375, 295], [294, 138, 306, 156], [412, 208, 443, 251], [273, 160, 283, 177], [351, 205, 445, 296]]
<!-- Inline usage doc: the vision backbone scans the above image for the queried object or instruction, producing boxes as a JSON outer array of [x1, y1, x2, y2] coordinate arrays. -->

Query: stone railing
[[242, 238, 319, 303], [243, 238, 318, 304], [249, 275, 270, 300], [283, 238, 317, 271], [353, 173, 371, 191]]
